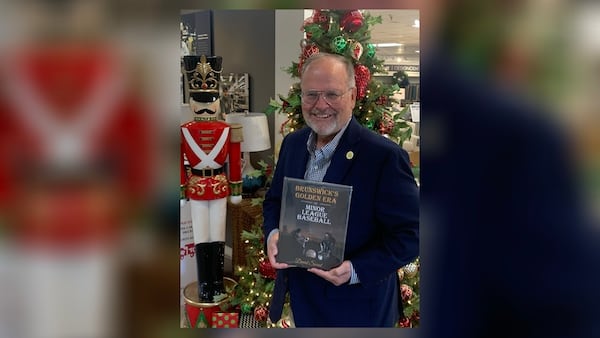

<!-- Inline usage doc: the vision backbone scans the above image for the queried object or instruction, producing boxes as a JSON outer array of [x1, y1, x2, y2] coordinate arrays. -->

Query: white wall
[[274, 10, 304, 162]]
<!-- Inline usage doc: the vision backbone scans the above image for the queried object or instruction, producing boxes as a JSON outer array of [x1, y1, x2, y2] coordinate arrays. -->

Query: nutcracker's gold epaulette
[[229, 123, 243, 143]]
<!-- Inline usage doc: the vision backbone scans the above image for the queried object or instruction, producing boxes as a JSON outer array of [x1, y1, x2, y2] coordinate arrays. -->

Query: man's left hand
[[308, 260, 351, 286]]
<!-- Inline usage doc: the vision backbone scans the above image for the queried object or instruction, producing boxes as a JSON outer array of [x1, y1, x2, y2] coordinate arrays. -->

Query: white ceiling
[[365, 9, 420, 65]]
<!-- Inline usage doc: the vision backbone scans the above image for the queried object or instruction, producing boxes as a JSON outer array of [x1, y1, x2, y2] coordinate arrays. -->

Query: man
[[263, 52, 419, 327]]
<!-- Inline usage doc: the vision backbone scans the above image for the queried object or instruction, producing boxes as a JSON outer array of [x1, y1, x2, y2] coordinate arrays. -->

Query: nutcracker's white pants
[[190, 198, 226, 243]]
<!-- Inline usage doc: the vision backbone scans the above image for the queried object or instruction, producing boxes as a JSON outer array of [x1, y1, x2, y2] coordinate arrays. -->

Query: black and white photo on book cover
[[276, 177, 352, 270]]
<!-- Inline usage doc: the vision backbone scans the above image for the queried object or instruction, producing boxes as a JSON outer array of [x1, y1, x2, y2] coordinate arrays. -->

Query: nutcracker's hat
[[183, 55, 223, 103]]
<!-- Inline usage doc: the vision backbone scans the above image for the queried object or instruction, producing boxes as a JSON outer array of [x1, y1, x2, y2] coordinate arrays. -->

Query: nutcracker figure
[[181, 55, 243, 303]]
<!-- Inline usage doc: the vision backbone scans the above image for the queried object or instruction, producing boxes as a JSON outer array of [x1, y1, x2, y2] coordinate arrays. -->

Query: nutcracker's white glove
[[229, 195, 242, 204]]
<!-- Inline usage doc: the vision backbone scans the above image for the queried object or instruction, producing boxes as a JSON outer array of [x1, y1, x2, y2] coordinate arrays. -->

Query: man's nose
[[314, 93, 330, 107]]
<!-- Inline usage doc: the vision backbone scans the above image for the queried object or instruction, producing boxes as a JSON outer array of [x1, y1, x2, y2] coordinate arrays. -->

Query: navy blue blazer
[[263, 117, 419, 327]]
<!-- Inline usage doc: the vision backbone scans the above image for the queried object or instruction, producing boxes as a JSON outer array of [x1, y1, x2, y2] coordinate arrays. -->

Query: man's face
[[300, 57, 356, 140]]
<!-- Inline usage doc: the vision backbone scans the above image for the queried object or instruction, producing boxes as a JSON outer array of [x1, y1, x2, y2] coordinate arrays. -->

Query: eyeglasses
[[300, 88, 353, 105]]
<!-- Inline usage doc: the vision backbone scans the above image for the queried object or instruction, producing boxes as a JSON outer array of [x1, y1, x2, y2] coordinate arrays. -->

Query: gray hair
[[301, 52, 356, 89]]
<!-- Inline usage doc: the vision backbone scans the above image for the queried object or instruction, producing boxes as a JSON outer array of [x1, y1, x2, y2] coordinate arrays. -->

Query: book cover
[[276, 177, 352, 270]]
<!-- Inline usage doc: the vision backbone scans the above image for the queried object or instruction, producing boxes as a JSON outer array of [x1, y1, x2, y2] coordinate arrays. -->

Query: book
[[276, 177, 352, 270]]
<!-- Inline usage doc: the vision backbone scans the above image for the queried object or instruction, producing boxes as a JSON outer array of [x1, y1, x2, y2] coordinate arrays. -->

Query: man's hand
[[308, 260, 352, 286], [266, 230, 289, 269]]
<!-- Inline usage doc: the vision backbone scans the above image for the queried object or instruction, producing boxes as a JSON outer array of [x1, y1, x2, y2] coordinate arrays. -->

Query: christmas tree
[[229, 202, 272, 324], [229, 195, 296, 328], [265, 9, 413, 145], [229, 195, 282, 327]]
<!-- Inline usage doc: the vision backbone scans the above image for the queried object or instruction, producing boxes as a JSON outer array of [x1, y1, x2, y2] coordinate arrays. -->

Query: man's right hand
[[267, 230, 289, 269]]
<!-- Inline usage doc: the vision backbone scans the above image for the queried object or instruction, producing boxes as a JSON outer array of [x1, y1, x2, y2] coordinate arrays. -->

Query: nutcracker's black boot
[[194, 242, 213, 302], [209, 241, 227, 302]]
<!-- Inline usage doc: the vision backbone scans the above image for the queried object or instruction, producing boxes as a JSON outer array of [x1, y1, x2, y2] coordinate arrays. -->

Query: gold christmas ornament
[[397, 268, 405, 281], [350, 40, 364, 60], [403, 262, 418, 278]]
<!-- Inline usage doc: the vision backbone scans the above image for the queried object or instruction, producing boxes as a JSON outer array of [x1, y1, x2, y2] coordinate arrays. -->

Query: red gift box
[[182, 279, 238, 328], [211, 312, 239, 328], [182, 281, 227, 328], [185, 303, 220, 328]]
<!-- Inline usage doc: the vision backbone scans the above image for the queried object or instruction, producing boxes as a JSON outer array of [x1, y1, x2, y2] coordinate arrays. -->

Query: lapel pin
[[346, 151, 354, 160]]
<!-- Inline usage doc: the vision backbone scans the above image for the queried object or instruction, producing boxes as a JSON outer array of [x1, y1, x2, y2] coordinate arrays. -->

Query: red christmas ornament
[[354, 64, 370, 100], [341, 10, 364, 33], [263, 164, 273, 179], [376, 95, 388, 105], [378, 113, 395, 134], [313, 10, 329, 33], [302, 44, 320, 59], [312, 10, 328, 24], [259, 260, 277, 279], [398, 317, 411, 328], [410, 310, 420, 322], [254, 305, 269, 322], [400, 283, 413, 302], [299, 44, 320, 75], [304, 10, 329, 40]]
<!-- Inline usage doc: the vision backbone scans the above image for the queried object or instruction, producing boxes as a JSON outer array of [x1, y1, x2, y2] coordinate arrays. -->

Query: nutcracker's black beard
[[194, 108, 216, 115]]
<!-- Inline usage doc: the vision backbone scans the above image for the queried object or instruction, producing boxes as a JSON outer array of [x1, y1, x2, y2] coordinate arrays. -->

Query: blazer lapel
[[323, 118, 361, 184], [288, 128, 311, 179]]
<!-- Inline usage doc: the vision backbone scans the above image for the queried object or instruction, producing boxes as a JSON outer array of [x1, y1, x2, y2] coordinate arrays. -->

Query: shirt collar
[[306, 117, 352, 157]]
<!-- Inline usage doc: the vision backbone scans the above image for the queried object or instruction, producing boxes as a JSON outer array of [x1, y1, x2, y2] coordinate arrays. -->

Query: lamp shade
[[225, 112, 271, 152]]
